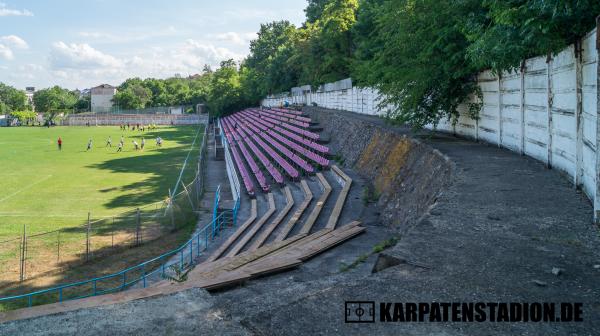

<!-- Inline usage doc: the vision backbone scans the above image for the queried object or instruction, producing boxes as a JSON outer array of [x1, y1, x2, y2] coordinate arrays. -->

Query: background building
[[25, 87, 35, 110], [91, 84, 116, 113]]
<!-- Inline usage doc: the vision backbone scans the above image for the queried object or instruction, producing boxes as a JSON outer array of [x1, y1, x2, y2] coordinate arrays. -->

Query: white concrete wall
[[91, 93, 115, 113], [66, 114, 207, 126], [263, 28, 600, 220]]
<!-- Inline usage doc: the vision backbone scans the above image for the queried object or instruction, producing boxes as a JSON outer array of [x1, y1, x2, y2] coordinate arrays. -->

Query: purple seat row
[[220, 120, 258, 195], [231, 115, 299, 180], [224, 118, 271, 193], [228, 116, 286, 184], [245, 110, 319, 141], [237, 112, 329, 167], [239, 111, 329, 155], [251, 108, 312, 125]]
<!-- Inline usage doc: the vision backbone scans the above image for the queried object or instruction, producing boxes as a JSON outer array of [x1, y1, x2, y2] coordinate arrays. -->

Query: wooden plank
[[298, 173, 332, 235], [325, 166, 352, 230], [222, 234, 307, 271], [243, 258, 302, 277], [298, 226, 366, 261], [275, 180, 313, 241], [226, 193, 276, 257], [197, 269, 252, 290], [207, 199, 257, 262], [248, 186, 294, 251]]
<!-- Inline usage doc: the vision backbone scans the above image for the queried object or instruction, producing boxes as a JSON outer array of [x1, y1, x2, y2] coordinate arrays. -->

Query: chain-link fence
[[0, 125, 208, 285]]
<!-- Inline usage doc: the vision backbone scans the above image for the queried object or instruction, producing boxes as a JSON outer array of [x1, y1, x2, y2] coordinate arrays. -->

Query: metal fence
[[0, 208, 236, 310], [0, 125, 209, 286]]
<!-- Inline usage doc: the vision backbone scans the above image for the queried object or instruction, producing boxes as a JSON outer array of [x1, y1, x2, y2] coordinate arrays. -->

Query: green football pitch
[[0, 125, 202, 240]]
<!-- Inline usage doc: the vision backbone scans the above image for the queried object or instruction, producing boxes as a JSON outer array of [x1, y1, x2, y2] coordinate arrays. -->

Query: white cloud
[[0, 2, 33, 17], [78, 31, 113, 39], [183, 39, 244, 65], [1, 35, 28, 49], [0, 35, 28, 60], [43, 39, 245, 88], [214, 32, 257, 46], [0, 44, 13, 60], [7, 63, 43, 80], [76, 26, 181, 44], [49, 42, 123, 69]]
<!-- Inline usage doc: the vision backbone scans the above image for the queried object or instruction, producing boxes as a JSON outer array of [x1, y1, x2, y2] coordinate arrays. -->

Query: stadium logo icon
[[345, 301, 375, 323]]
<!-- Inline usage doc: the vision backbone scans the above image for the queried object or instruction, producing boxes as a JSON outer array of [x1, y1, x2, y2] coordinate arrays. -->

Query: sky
[[0, 0, 307, 90]]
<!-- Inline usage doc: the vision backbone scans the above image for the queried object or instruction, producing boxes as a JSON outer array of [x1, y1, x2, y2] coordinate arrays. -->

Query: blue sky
[[0, 0, 307, 90]]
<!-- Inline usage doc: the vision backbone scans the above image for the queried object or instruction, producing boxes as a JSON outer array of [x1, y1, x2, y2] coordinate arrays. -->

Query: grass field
[[0, 125, 201, 239]]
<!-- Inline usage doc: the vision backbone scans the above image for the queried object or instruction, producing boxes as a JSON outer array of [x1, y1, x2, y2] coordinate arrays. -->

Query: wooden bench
[[248, 186, 294, 251], [298, 173, 332, 235], [196, 221, 365, 291], [275, 180, 313, 241], [226, 193, 275, 257], [325, 166, 352, 230]]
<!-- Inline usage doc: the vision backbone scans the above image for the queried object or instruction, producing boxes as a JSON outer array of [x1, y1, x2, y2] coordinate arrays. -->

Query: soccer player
[[141, 138, 145, 150], [133, 140, 139, 151], [106, 136, 112, 147], [117, 141, 123, 152], [86, 138, 93, 151], [57, 137, 62, 150]]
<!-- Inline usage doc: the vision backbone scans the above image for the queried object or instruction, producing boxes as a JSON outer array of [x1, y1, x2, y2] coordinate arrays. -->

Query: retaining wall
[[306, 107, 452, 229], [267, 28, 600, 221]]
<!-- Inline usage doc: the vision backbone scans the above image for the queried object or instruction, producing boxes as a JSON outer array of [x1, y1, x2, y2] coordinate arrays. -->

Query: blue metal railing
[[212, 184, 221, 238], [0, 206, 237, 309]]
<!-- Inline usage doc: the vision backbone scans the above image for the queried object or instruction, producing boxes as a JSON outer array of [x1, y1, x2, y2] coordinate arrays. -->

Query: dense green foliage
[[110, 61, 248, 115], [0, 83, 29, 114], [33, 86, 78, 113], [32, 85, 80, 122], [9, 110, 37, 124], [237, 0, 600, 127]]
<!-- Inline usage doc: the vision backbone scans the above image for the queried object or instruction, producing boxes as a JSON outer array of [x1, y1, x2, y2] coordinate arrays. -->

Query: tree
[[74, 95, 91, 112], [33, 86, 77, 121], [462, 0, 600, 72], [112, 83, 152, 110], [305, 0, 330, 23], [352, 0, 385, 82], [353, 0, 483, 128], [208, 59, 245, 116], [246, 21, 300, 96], [10, 110, 37, 125], [0, 83, 28, 112], [292, 0, 358, 86], [314, 0, 358, 83]]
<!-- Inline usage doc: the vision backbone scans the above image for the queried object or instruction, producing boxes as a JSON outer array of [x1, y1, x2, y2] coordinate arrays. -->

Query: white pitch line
[[0, 175, 53, 203]]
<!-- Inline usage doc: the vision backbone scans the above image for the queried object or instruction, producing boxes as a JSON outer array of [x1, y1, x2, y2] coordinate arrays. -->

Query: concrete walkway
[[1, 111, 599, 335]]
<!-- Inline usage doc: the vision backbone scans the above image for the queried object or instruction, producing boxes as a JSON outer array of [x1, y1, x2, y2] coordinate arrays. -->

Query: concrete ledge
[[275, 180, 313, 241], [299, 173, 332, 235], [226, 193, 275, 257], [249, 187, 294, 251], [325, 165, 353, 230]]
